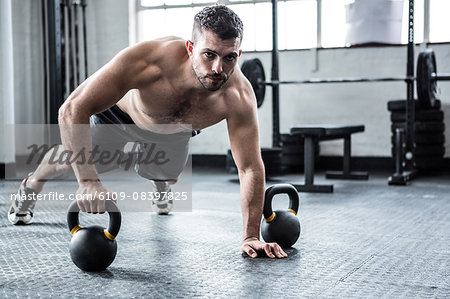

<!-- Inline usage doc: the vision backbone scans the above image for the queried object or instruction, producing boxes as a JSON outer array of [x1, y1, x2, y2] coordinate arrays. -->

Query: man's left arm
[[226, 83, 287, 259]]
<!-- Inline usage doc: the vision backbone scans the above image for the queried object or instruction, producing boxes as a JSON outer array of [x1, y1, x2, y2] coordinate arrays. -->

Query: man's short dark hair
[[192, 5, 243, 43]]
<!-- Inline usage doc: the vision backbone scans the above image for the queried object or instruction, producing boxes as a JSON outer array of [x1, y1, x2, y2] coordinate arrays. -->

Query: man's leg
[[133, 129, 191, 215], [135, 141, 185, 215], [150, 179, 176, 215], [8, 145, 73, 225]]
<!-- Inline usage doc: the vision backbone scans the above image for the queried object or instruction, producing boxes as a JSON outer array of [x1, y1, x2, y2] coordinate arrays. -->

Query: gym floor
[[0, 168, 449, 298]]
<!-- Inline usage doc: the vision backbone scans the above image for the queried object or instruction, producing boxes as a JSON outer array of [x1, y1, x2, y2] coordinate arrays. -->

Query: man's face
[[187, 30, 242, 91]]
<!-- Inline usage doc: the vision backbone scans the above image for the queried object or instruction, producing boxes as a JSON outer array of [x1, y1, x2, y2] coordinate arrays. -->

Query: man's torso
[[114, 37, 243, 131]]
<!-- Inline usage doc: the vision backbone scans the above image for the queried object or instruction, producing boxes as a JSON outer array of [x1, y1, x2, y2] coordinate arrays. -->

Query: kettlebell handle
[[67, 200, 122, 240], [263, 184, 299, 221]]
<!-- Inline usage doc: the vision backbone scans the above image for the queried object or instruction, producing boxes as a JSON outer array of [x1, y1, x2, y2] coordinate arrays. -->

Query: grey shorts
[[90, 105, 198, 181]]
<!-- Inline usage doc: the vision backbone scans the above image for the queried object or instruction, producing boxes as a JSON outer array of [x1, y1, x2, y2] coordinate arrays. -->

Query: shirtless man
[[8, 5, 287, 259]]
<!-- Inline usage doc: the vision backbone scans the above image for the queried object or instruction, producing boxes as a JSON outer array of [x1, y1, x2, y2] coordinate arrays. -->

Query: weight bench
[[289, 125, 369, 193]]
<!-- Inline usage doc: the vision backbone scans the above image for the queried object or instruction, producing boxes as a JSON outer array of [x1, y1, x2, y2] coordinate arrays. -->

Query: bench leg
[[293, 136, 333, 193], [326, 135, 369, 180]]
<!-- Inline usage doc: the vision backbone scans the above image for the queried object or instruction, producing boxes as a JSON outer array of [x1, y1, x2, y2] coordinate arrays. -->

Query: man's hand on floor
[[241, 237, 287, 258]]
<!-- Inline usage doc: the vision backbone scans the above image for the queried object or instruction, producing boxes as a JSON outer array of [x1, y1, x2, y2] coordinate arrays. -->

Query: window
[[135, 0, 317, 51], [138, 7, 196, 42], [133, 0, 450, 51], [429, 0, 450, 42], [321, 0, 352, 48], [279, 0, 317, 49]]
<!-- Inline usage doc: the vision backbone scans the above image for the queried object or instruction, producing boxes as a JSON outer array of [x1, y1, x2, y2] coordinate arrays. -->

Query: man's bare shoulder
[[224, 67, 256, 111], [113, 37, 187, 86], [128, 36, 187, 64], [223, 67, 259, 130]]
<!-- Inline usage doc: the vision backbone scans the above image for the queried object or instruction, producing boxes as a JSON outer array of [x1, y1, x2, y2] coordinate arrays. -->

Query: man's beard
[[193, 67, 233, 91]]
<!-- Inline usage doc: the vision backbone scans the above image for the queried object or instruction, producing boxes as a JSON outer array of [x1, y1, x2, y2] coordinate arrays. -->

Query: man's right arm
[[58, 44, 154, 213]]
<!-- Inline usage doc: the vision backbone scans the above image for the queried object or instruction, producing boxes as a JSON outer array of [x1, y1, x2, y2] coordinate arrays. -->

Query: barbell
[[242, 49, 449, 109]]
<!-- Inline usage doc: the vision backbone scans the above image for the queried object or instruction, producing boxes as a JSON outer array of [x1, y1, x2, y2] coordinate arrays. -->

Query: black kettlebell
[[67, 200, 121, 272], [261, 184, 301, 248]]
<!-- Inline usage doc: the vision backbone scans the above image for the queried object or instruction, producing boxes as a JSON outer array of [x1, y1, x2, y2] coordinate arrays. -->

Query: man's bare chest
[[121, 88, 227, 129]]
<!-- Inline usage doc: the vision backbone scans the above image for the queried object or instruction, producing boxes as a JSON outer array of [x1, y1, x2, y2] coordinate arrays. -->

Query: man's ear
[[186, 40, 194, 56]]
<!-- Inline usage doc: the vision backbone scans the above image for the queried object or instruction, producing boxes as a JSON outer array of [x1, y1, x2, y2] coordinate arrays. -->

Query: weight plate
[[281, 165, 304, 173], [281, 155, 305, 165], [387, 99, 441, 112], [416, 133, 446, 144], [414, 157, 445, 169], [261, 147, 283, 155], [390, 110, 444, 122], [415, 145, 446, 156], [282, 145, 320, 155], [262, 148, 283, 176], [391, 145, 445, 157], [280, 134, 305, 145], [391, 122, 445, 133], [241, 58, 266, 108], [282, 146, 305, 155], [391, 133, 445, 144], [281, 153, 320, 164], [417, 49, 439, 108], [226, 148, 283, 176]]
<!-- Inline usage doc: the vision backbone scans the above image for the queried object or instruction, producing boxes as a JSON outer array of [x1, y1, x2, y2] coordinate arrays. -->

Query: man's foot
[[8, 173, 39, 225], [150, 181, 173, 215]]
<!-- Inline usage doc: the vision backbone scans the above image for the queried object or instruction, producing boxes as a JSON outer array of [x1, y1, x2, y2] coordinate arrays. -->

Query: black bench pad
[[290, 125, 365, 140]]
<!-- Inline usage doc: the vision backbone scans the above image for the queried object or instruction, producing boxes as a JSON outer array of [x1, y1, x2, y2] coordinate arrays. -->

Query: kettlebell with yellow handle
[[261, 184, 300, 248], [67, 200, 121, 271]]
